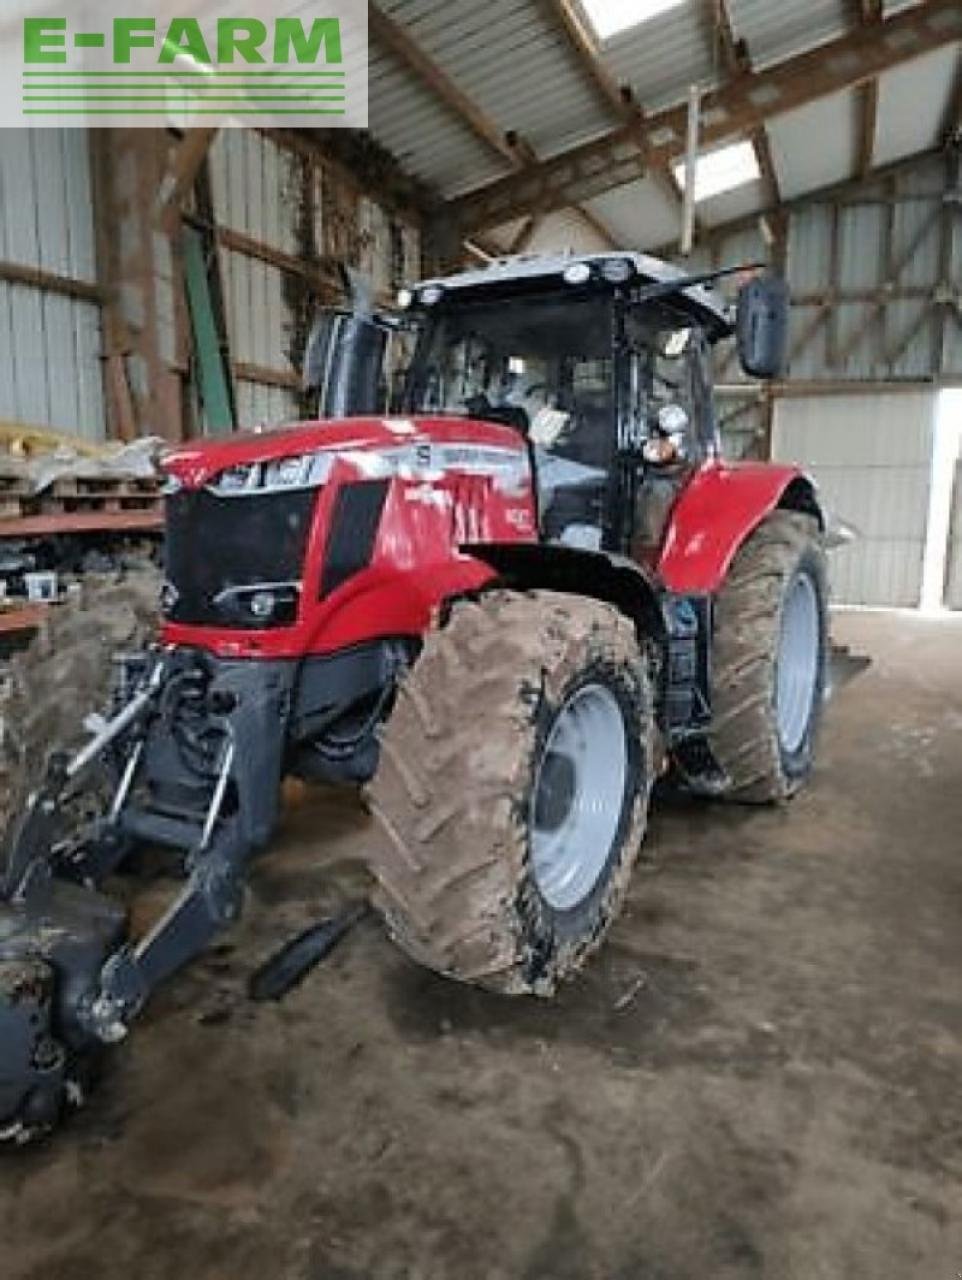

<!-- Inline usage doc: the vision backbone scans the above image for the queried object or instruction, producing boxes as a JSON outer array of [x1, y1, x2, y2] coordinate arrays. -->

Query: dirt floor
[[2, 609, 961, 1280]]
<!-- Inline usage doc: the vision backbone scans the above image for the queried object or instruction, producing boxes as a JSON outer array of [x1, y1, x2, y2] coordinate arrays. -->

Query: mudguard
[[657, 460, 823, 595]]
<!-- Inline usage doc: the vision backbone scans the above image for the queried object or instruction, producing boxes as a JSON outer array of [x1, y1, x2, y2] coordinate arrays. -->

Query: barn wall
[[772, 391, 937, 607], [204, 130, 422, 432], [0, 131, 105, 440]]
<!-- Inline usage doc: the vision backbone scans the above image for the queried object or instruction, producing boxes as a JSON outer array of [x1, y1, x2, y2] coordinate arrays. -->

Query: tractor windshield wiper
[[632, 262, 765, 308]]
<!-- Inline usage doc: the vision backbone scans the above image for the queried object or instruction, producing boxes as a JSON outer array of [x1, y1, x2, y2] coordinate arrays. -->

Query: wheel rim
[[530, 683, 628, 912], [776, 571, 820, 756]]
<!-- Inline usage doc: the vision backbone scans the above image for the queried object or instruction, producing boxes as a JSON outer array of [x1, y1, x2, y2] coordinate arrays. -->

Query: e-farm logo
[[3, 3, 367, 128]]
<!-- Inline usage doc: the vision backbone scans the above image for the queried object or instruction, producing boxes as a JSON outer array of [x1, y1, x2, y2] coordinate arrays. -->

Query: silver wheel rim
[[776, 572, 820, 756], [530, 683, 628, 912]]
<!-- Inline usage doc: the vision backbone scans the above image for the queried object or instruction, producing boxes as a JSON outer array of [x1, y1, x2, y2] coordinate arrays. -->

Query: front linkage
[[0, 647, 291, 1143]]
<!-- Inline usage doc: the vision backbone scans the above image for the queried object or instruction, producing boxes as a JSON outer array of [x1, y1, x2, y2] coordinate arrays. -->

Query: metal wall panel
[[204, 130, 422, 434], [773, 392, 936, 607], [234, 381, 300, 431], [0, 130, 105, 437], [209, 131, 300, 254]]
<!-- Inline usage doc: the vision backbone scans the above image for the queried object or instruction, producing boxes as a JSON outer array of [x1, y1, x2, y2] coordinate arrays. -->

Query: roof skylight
[[580, 0, 686, 42], [672, 141, 761, 203]]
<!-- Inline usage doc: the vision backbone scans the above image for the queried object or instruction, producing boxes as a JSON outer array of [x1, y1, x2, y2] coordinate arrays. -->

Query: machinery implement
[[0, 252, 833, 1140]]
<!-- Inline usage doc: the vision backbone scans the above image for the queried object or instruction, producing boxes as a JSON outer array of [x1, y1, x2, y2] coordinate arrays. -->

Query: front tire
[[366, 591, 653, 995], [704, 511, 828, 803]]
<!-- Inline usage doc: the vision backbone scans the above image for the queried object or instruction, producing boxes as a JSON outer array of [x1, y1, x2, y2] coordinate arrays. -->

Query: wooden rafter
[[573, 205, 618, 250], [652, 147, 947, 257], [941, 49, 962, 144], [451, 0, 962, 234], [856, 79, 880, 179], [156, 128, 218, 233], [703, 0, 781, 207], [850, 0, 883, 180], [371, 0, 619, 252], [369, 2, 518, 167], [537, 0, 686, 216], [508, 216, 541, 254]]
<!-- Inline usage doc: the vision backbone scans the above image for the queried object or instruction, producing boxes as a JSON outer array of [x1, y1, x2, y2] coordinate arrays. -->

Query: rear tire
[[703, 511, 828, 803], [366, 590, 653, 995], [0, 573, 160, 856]]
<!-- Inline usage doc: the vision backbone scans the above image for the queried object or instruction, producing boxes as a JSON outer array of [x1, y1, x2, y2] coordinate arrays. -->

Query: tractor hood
[[163, 416, 528, 491]]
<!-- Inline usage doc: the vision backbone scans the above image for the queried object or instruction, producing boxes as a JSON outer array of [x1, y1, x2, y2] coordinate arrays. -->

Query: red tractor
[[0, 252, 829, 1141]]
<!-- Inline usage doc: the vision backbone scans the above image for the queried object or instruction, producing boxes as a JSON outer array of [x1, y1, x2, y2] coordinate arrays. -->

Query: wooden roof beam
[[369, 2, 519, 169], [651, 146, 946, 258], [856, 78, 879, 179], [371, 3, 621, 253], [156, 128, 218, 233], [941, 49, 962, 144], [451, 0, 962, 234], [703, 0, 781, 207], [538, 0, 688, 217], [851, 0, 883, 180]]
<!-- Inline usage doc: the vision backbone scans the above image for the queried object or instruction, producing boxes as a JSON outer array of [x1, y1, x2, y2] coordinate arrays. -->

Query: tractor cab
[[305, 252, 788, 561]]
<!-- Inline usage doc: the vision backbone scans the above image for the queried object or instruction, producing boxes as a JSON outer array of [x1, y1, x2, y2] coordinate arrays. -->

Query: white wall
[[773, 392, 937, 607]]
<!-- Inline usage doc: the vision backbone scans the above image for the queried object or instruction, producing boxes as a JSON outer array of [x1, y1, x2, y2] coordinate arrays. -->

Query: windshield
[[402, 292, 615, 466]]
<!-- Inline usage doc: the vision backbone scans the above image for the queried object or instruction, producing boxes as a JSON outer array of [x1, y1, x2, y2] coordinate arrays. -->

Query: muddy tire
[[366, 590, 653, 996], [705, 511, 828, 803], [0, 573, 160, 854]]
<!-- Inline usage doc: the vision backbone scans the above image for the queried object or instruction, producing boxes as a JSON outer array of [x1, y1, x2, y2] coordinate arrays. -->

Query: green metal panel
[[183, 227, 235, 436]]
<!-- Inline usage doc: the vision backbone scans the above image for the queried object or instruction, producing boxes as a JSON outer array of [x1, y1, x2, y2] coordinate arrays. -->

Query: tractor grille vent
[[165, 488, 316, 628], [320, 480, 389, 598]]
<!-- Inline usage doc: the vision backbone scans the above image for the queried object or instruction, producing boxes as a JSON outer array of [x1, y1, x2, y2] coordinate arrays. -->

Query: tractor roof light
[[396, 287, 414, 310], [420, 284, 444, 307], [563, 262, 592, 286], [601, 257, 634, 283]]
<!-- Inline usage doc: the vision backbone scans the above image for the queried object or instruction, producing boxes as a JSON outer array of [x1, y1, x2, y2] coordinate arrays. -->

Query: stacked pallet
[[0, 462, 31, 521], [0, 437, 164, 524]]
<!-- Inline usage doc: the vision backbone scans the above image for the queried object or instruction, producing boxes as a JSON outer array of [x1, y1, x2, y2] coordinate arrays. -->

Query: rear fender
[[657, 461, 823, 595]]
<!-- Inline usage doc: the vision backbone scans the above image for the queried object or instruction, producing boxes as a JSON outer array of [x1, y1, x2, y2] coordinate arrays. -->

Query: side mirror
[[736, 276, 789, 379], [304, 311, 390, 418]]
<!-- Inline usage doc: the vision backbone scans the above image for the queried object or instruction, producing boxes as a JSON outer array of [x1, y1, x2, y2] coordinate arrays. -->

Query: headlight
[[212, 581, 301, 626], [209, 451, 335, 496], [601, 257, 634, 283], [262, 455, 311, 489], [563, 262, 592, 286]]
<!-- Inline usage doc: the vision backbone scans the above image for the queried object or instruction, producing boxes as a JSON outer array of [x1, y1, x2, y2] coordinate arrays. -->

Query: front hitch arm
[[0, 656, 288, 1140]]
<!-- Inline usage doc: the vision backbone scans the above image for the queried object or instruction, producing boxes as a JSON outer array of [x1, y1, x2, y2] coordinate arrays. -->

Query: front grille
[[165, 488, 316, 627]]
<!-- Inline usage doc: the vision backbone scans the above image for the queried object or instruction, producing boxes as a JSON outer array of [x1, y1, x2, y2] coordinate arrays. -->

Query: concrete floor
[[3, 609, 961, 1280]]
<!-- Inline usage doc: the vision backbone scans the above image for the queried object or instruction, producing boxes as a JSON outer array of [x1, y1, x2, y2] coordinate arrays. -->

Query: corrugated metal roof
[[728, 0, 850, 71], [365, 0, 960, 257], [601, 1, 719, 114], [369, 43, 509, 196], [698, 177, 766, 228], [379, 0, 613, 154], [767, 91, 859, 201], [584, 177, 682, 250], [874, 44, 959, 168]]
